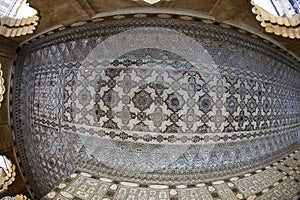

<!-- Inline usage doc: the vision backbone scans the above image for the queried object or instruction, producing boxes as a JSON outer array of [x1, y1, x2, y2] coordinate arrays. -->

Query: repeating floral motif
[[33, 71, 60, 120], [62, 57, 300, 134], [12, 14, 300, 198], [42, 148, 300, 200], [30, 122, 75, 195]]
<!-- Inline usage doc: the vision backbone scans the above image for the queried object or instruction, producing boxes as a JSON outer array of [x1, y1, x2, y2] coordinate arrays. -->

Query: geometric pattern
[[41, 148, 300, 200], [60, 57, 299, 134], [11, 13, 300, 199]]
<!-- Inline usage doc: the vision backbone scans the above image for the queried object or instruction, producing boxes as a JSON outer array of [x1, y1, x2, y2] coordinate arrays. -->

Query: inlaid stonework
[[11, 13, 300, 198], [42, 148, 300, 200]]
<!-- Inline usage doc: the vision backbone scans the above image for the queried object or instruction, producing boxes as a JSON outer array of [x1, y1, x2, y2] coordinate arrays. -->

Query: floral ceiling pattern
[[11, 13, 300, 199]]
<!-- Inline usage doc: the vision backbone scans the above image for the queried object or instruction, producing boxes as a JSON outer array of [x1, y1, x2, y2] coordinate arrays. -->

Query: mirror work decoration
[[12, 12, 300, 198]]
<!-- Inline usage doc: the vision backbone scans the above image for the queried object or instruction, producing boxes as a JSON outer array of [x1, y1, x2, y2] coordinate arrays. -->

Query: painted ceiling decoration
[[11, 12, 300, 199], [251, 0, 300, 39]]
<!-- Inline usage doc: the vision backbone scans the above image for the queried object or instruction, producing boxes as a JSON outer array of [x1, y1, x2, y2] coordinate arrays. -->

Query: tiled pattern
[[60, 58, 299, 134], [64, 176, 110, 199], [42, 149, 300, 200], [233, 169, 284, 196], [114, 186, 169, 200], [213, 183, 237, 200], [11, 13, 300, 198], [177, 187, 213, 200]]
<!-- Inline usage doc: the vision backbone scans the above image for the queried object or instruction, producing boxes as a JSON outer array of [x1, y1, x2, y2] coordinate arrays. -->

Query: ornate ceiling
[[5, 0, 298, 61], [12, 11, 300, 199], [0, 0, 300, 199]]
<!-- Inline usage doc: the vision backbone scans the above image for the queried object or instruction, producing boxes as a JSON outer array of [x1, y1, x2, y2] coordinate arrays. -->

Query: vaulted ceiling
[[0, 0, 299, 198]]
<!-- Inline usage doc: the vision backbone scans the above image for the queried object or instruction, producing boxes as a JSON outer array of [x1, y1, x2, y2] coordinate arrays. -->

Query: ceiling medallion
[[0, 63, 5, 108]]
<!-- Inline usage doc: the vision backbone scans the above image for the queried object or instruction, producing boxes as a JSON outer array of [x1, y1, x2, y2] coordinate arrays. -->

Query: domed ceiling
[[11, 11, 300, 199]]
